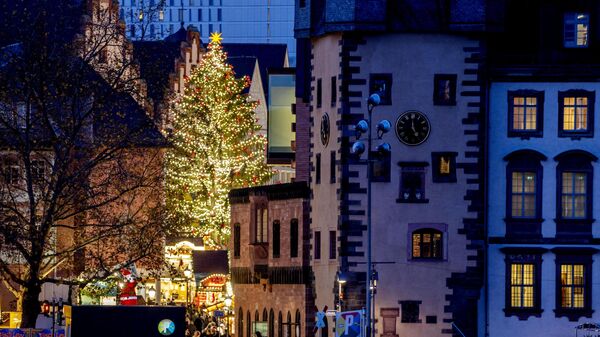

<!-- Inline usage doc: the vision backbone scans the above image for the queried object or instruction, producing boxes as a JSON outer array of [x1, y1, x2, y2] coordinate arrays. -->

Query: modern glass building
[[119, 0, 296, 64]]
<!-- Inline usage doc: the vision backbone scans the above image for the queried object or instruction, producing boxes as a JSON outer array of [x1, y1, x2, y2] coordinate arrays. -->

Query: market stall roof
[[192, 250, 228, 275]]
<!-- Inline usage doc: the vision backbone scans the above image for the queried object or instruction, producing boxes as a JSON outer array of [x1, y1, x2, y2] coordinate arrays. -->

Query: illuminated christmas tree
[[166, 32, 272, 248]]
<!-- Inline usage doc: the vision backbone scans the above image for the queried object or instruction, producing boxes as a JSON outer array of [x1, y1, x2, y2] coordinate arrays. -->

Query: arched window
[[278, 312, 283, 337], [263, 309, 268, 322], [247, 311, 251, 337], [255, 310, 260, 323], [504, 149, 546, 237], [234, 223, 241, 258], [412, 228, 443, 259], [286, 311, 292, 337], [239, 308, 244, 337], [555, 150, 597, 236], [269, 309, 275, 337], [295, 310, 301, 337]]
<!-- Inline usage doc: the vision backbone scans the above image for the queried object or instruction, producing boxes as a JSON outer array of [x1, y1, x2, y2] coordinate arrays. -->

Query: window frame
[[501, 247, 546, 319], [558, 90, 595, 139], [397, 162, 429, 203], [253, 204, 268, 244], [315, 153, 321, 184], [399, 300, 421, 323], [329, 230, 336, 259], [564, 13, 590, 48], [504, 150, 546, 239], [431, 152, 457, 183], [233, 223, 241, 258], [433, 74, 457, 106], [411, 228, 443, 260], [554, 150, 596, 238], [272, 220, 280, 258], [552, 247, 596, 321], [290, 219, 299, 258], [370, 150, 391, 183], [369, 74, 393, 106], [507, 90, 544, 138], [314, 230, 321, 260], [316, 78, 322, 108]]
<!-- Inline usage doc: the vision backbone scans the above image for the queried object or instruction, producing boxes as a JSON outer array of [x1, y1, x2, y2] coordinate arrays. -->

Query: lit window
[[254, 205, 267, 243], [560, 264, 585, 308], [511, 172, 536, 218], [159, 9, 164, 21], [564, 13, 589, 48], [510, 263, 535, 308], [558, 90, 594, 138], [508, 90, 544, 137], [411, 229, 442, 259], [561, 172, 587, 219]]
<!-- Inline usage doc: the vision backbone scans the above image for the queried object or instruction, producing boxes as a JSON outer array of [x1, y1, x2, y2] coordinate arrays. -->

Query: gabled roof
[[228, 57, 259, 94], [133, 40, 181, 105], [222, 43, 288, 101]]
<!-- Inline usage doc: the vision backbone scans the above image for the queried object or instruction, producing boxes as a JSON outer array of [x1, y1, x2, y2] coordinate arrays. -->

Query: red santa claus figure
[[119, 268, 138, 305]]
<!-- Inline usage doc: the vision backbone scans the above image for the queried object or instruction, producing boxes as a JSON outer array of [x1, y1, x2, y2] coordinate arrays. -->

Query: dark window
[[330, 151, 336, 183], [290, 219, 298, 258], [3, 161, 19, 185], [269, 310, 275, 337], [411, 228, 442, 259], [425, 316, 437, 324], [501, 247, 545, 319], [98, 49, 108, 63], [553, 248, 594, 321], [370, 151, 391, 183], [234, 223, 241, 258], [254, 205, 268, 243], [555, 150, 596, 237], [299, 0, 306, 8], [329, 230, 336, 259], [317, 79, 322, 108], [504, 150, 546, 238], [31, 160, 45, 184], [217, 8, 222, 21], [400, 301, 421, 323], [433, 74, 457, 106], [315, 153, 321, 184], [247, 311, 251, 337], [508, 90, 544, 138], [295, 311, 301, 337], [431, 152, 457, 183], [198, 8, 202, 21], [239, 308, 244, 337], [331, 76, 337, 106], [564, 13, 589, 48], [278, 311, 283, 337], [369, 74, 392, 105], [178, 8, 184, 21], [273, 221, 280, 258], [558, 90, 595, 138], [314, 231, 321, 260], [397, 162, 428, 203]]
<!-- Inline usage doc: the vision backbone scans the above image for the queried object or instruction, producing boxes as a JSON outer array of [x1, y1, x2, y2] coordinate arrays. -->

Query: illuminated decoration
[[166, 33, 272, 248]]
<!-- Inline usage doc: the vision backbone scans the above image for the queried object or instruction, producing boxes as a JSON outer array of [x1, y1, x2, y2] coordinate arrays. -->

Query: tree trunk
[[20, 282, 42, 328]]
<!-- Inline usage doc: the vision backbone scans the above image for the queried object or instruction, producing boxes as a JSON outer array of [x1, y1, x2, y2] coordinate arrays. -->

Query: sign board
[[213, 311, 225, 318], [335, 310, 364, 337]]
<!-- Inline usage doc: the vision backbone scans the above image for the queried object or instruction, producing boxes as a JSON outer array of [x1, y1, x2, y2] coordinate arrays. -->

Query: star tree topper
[[209, 32, 223, 44]]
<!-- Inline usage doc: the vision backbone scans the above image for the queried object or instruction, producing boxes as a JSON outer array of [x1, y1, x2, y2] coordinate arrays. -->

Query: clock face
[[320, 113, 330, 146], [395, 111, 431, 146]]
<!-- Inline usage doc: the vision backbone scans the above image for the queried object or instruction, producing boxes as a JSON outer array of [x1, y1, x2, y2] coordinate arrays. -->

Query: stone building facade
[[295, 1, 487, 337], [229, 182, 313, 337]]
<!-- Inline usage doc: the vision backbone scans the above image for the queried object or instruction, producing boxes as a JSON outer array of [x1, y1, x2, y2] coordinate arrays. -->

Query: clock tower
[[295, 1, 486, 337]]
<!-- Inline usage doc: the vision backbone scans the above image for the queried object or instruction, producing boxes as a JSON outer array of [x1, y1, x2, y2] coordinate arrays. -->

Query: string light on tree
[[166, 32, 272, 249]]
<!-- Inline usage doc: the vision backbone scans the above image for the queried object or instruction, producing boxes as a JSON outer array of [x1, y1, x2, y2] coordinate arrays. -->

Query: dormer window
[[564, 13, 589, 48]]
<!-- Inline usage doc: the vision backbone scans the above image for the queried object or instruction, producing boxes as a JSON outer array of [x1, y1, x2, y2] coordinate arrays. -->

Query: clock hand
[[411, 120, 416, 133]]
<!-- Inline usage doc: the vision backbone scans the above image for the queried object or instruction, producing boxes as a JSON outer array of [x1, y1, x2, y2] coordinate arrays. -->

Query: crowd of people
[[185, 312, 229, 337]]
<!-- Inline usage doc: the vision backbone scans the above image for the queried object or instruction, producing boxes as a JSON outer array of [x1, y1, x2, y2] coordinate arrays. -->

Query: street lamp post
[[337, 275, 346, 312], [350, 93, 390, 337]]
